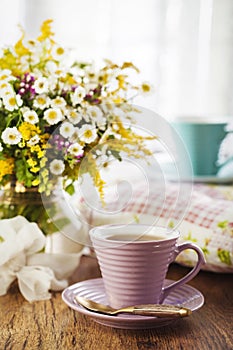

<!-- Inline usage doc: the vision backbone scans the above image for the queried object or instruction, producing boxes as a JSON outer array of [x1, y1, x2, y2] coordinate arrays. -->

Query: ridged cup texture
[[92, 237, 177, 309]]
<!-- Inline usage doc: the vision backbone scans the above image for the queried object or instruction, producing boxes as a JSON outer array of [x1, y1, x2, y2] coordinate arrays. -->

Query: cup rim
[[171, 115, 231, 125], [89, 224, 179, 244]]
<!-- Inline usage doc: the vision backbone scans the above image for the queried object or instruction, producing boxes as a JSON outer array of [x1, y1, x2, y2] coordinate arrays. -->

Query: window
[[1, 0, 233, 119]]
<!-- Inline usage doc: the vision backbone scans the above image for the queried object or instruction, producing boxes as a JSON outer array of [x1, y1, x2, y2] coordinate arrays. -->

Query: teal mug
[[171, 117, 228, 176]]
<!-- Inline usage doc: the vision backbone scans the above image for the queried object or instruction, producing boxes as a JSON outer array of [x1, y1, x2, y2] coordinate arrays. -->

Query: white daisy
[[60, 122, 75, 138], [2, 127, 22, 145], [0, 82, 12, 97], [88, 106, 102, 121], [33, 77, 49, 94], [44, 108, 63, 125], [87, 106, 106, 129], [23, 39, 37, 51], [45, 60, 57, 74], [66, 108, 82, 124], [68, 143, 83, 156], [69, 127, 80, 143], [23, 39, 43, 59], [50, 96, 67, 109], [79, 124, 98, 144], [20, 106, 30, 114], [0, 142, 3, 151], [23, 110, 39, 124], [27, 135, 40, 146], [0, 84, 14, 99], [51, 44, 66, 61], [3, 94, 23, 111], [0, 69, 15, 82], [47, 75, 58, 91], [49, 159, 65, 175], [71, 86, 86, 106], [33, 94, 50, 110]]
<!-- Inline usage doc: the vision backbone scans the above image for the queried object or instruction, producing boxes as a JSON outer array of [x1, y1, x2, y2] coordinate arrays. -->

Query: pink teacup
[[89, 224, 205, 309]]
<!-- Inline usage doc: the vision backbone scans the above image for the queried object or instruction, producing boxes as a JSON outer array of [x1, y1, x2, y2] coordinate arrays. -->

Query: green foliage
[[217, 249, 232, 266]]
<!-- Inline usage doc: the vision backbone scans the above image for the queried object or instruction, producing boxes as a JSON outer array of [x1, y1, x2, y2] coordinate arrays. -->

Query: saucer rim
[[62, 277, 205, 329]]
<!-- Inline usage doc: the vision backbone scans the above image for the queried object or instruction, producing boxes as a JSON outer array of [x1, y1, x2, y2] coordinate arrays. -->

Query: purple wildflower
[[17, 73, 36, 99]]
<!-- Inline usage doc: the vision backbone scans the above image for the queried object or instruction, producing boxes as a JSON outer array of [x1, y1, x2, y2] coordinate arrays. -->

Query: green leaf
[[217, 220, 229, 229], [110, 150, 122, 161], [217, 249, 232, 266], [65, 183, 75, 195]]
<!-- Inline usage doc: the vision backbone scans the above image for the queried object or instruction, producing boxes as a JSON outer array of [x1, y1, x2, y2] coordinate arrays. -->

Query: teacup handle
[[160, 242, 206, 303]]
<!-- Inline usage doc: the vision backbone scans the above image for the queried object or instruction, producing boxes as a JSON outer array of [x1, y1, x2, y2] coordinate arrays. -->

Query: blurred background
[[1, 0, 233, 120]]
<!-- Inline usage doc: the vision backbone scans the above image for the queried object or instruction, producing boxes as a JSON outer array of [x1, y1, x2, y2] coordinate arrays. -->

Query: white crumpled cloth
[[0, 216, 83, 301]]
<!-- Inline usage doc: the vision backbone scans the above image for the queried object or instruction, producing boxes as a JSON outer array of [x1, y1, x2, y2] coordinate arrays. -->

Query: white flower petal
[[1, 127, 22, 145], [68, 142, 83, 156], [23, 110, 39, 124], [60, 121, 75, 138], [79, 124, 97, 144], [44, 108, 63, 125], [49, 159, 65, 175]]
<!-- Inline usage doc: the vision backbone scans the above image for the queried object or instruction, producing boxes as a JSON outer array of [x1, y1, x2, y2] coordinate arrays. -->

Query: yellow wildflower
[[0, 159, 14, 181], [27, 159, 37, 167], [32, 178, 40, 186], [0, 49, 18, 74], [40, 157, 48, 167], [30, 145, 41, 153], [18, 122, 41, 141], [14, 26, 30, 57], [37, 19, 54, 43], [40, 133, 50, 147], [121, 62, 140, 73], [113, 97, 124, 104], [116, 75, 127, 90], [37, 150, 45, 159], [30, 167, 40, 173], [40, 169, 49, 178]]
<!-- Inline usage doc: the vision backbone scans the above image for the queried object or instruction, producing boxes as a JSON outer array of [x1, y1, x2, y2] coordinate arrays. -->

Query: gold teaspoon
[[75, 296, 192, 318]]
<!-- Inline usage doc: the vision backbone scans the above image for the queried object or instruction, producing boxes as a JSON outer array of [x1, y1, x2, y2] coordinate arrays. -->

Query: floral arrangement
[[0, 19, 154, 203]]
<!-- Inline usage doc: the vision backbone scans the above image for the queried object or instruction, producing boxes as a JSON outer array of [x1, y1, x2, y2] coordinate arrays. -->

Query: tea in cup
[[89, 224, 205, 309]]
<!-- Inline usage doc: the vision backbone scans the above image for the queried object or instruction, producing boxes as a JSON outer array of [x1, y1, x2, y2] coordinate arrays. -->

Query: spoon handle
[[117, 304, 192, 318]]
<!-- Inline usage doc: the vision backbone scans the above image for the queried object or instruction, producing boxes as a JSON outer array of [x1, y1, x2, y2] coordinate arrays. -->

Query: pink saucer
[[62, 278, 204, 329]]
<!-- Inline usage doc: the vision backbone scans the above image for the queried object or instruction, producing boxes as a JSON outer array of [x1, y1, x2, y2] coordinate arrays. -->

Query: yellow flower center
[[48, 111, 57, 119], [28, 40, 36, 46], [70, 111, 76, 118], [142, 84, 150, 92], [0, 83, 8, 89], [9, 134, 16, 140], [56, 47, 64, 55], [9, 97, 16, 106], [37, 97, 46, 105], [84, 130, 93, 138]]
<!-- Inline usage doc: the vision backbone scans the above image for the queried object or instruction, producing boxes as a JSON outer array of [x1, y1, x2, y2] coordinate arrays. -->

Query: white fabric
[[0, 216, 83, 301]]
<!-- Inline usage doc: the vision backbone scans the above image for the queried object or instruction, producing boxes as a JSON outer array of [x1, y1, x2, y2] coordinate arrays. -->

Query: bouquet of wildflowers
[[0, 19, 154, 203]]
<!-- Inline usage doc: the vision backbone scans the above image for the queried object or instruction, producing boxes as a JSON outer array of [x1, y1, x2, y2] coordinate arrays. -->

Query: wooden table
[[1, 255, 232, 350]]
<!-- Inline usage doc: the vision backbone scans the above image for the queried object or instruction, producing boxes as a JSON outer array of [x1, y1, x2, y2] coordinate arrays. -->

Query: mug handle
[[160, 242, 206, 303]]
